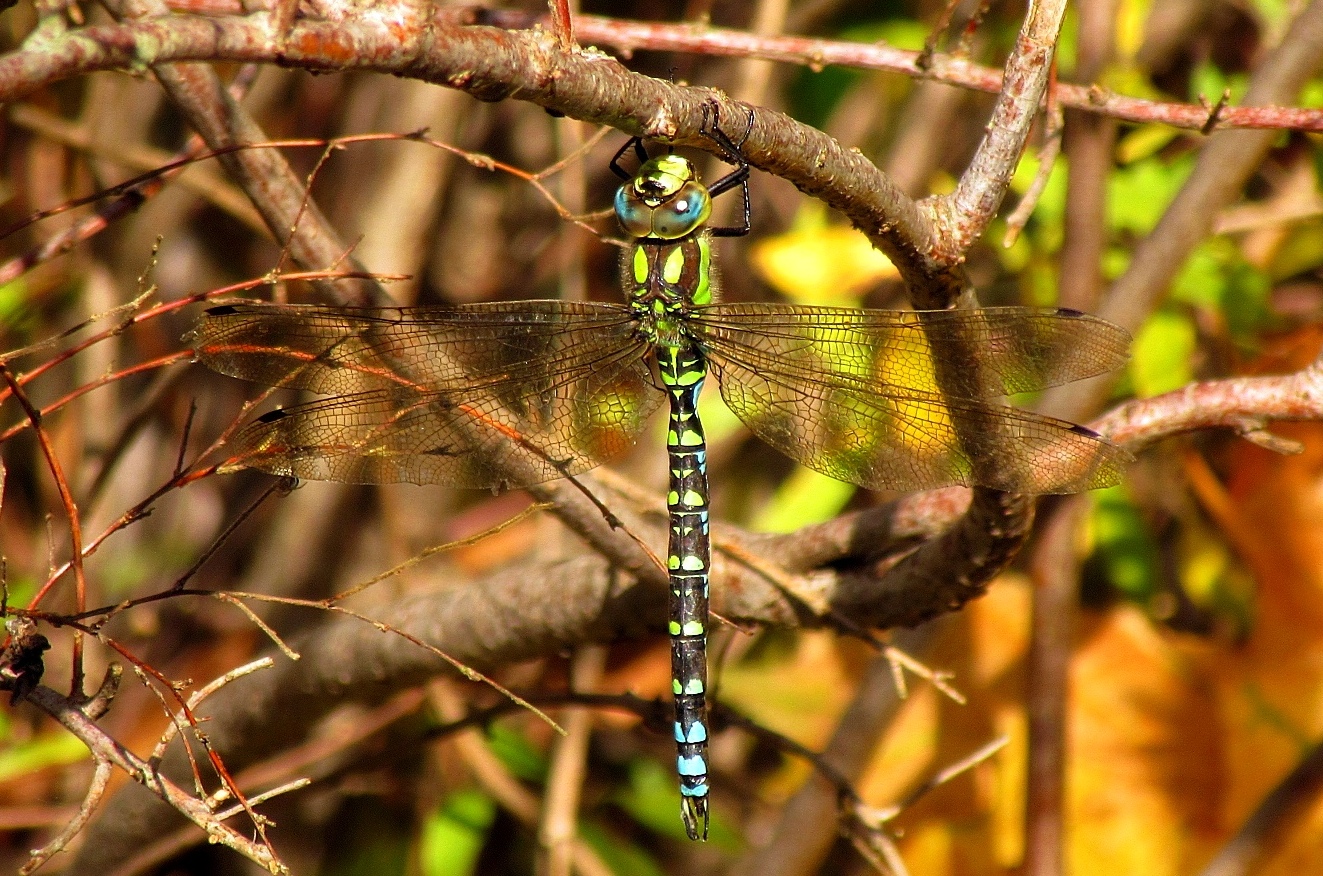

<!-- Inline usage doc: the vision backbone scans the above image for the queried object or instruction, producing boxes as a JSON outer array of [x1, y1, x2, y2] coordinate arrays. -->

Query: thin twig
[[20, 758, 114, 875], [539, 644, 605, 876], [153, 658, 277, 759], [23, 685, 288, 874], [1003, 87, 1064, 246], [0, 365, 87, 695]]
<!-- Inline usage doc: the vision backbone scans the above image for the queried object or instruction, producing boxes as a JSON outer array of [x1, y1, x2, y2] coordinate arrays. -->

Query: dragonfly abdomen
[[658, 342, 713, 841]]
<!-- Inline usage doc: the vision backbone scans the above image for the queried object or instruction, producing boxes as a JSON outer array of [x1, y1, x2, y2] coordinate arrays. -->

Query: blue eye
[[616, 178, 712, 241], [650, 182, 711, 239], [615, 185, 654, 237]]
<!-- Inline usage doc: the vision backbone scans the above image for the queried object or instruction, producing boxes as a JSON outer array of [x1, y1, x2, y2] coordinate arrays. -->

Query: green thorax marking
[[624, 237, 712, 348]]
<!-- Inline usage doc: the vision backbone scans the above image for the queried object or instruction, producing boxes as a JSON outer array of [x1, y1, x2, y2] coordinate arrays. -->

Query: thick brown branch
[[0, 8, 935, 278], [933, 0, 1067, 256]]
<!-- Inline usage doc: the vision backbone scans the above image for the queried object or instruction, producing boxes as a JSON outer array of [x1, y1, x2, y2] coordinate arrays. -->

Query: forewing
[[188, 300, 642, 400], [690, 303, 1129, 399]]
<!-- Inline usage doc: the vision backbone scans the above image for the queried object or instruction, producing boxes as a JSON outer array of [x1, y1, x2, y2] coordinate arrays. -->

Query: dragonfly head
[[615, 154, 712, 241]]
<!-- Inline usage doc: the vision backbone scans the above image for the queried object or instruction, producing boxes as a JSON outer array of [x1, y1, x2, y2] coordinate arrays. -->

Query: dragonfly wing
[[692, 304, 1130, 398], [188, 300, 643, 397], [704, 348, 1129, 494], [219, 343, 661, 489], [191, 302, 662, 489]]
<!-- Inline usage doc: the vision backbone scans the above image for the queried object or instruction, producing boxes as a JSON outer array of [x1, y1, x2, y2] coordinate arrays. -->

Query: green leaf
[[0, 279, 39, 341], [1007, 152, 1069, 255], [419, 790, 496, 876], [484, 723, 548, 783], [1114, 0, 1149, 60], [785, 66, 860, 130], [614, 759, 687, 838], [1171, 243, 1232, 310], [1299, 77, 1323, 109], [784, 19, 929, 130], [1271, 220, 1323, 281], [577, 821, 667, 876], [323, 798, 412, 876], [1130, 308, 1196, 398], [1250, 0, 1292, 31], [1108, 156, 1193, 235], [1089, 486, 1161, 603], [1171, 239, 1273, 340], [613, 759, 739, 847], [751, 466, 856, 533], [1115, 124, 1182, 165], [1176, 523, 1255, 638], [870, 20, 930, 52], [0, 731, 88, 782], [1188, 62, 1247, 106], [750, 202, 897, 307], [0, 577, 36, 614]]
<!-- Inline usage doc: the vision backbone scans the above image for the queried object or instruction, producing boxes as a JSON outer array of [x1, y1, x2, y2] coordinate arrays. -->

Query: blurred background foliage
[[2, 0, 1323, 873]]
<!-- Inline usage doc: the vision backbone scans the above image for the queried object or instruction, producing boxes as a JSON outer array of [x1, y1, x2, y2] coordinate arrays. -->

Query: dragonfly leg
[[699, 102, 753, 238], [609, 135, 652, 180]]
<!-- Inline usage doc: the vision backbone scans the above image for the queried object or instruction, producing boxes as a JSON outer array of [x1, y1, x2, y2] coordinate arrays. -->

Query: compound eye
[[649, 181, 711, 240], [615, 185, 655, 238]]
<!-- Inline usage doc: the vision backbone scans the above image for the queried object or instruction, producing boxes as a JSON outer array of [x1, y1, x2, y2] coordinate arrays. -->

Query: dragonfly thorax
[[615, 155, 713, 241], [625, 238, 713, 347]]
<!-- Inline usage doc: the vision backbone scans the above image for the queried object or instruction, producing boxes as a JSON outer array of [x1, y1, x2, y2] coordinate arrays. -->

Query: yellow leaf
[[751, 203, 898, 306]]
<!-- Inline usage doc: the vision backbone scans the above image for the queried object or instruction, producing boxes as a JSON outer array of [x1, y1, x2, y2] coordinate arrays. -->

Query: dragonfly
[[187, 107, 1130, 841]]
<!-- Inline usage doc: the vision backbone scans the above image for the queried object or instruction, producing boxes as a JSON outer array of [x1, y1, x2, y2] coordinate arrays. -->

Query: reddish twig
[[557, 13, 1323, 132], [0, 352, 189, 445], [1003, 97, 1064, 247], [103, 689, 424, 876], [0, 365, 87, 694], [100, 635, 274, 853], [548, 0, 574, 51]]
